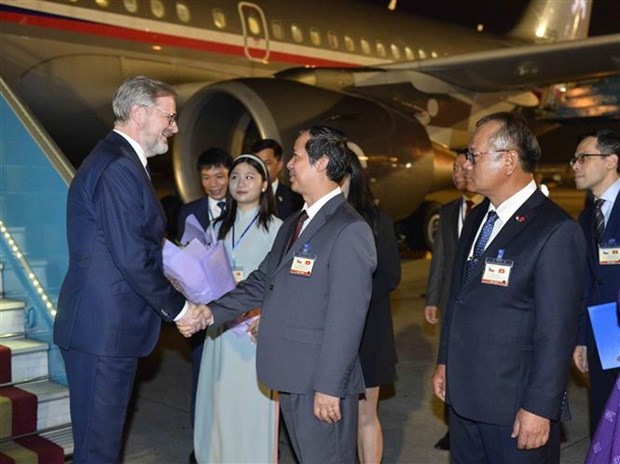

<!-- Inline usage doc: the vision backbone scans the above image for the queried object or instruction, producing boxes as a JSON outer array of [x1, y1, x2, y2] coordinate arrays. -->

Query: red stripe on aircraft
[[0, 9, 358, 68]]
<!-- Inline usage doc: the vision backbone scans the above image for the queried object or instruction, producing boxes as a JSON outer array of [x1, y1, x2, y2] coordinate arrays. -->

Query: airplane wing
[[367, 33, 620, 92]]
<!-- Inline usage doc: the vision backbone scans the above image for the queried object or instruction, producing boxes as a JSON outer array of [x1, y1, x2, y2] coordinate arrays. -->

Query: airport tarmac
[[117, 188, 592, 464]]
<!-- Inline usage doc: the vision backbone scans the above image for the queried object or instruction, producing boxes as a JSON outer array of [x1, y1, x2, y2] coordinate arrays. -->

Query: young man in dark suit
[[252, 138, 303, 219], [570, 129, 620, 435], [54, 76, 209, 463], [176, 147, 232, 241], [424, 151, 482, 450], [191, 126, 377, 463], [432, 112, 586, 463]]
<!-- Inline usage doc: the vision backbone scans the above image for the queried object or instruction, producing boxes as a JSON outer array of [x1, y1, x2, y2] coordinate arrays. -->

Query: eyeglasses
[[462, 149, 511, 165], [569, 153, 612, 167], [149, 106, 178, 126]]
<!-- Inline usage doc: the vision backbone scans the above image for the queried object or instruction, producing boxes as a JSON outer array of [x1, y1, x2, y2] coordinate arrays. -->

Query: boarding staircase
[[0, 261, 73, 462]]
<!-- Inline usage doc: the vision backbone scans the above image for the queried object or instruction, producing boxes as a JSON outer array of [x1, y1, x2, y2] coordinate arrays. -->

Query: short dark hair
[[578, 129, 620, 173], [300, 126, 349, 183], [476, 112, 541, 173], [251, 139, 283, 161], [196, 148, 233, 172]]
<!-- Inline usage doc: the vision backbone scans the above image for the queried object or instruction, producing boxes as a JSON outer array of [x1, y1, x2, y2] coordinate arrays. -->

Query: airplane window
[[310, 28, 321, 46], [391, 44, 401, 60], [272, 20, 284, 40], [95, 0, 109, 7], [418, 49, 427, 59], [361, 38, 371, 55], [176, 2, 190, 23], [405, 46, 414, 60], [123, 0, 138, 13], [344, 36, 355, 52], [376, 41, 386, 57], [327, 31, 339, 49], [291, 24, 303, 43], [150, 0, 165, 19], [247, 16, 261, 35], [213, 9, 226, 29]]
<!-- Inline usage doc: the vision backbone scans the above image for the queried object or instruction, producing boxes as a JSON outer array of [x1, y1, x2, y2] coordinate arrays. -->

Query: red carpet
[[0, 435, 64, 463], [0, 386, 37, 438], [0, 346, 10, 384]]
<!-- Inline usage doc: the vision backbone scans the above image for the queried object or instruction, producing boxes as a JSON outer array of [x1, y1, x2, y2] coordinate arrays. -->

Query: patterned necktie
[[217, 201, 227, 217], [465, 210, 499, 281], [287, 210, 308, 252], [465, 199, 474, 217], [593, 198, 605, 244]]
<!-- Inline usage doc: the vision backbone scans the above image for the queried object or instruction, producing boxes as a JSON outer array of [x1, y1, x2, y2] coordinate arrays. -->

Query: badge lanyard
[[231, 213, 259, 265]]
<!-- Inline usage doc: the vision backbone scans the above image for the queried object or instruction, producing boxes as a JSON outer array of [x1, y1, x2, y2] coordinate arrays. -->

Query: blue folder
[[588, 301, 620, 370]]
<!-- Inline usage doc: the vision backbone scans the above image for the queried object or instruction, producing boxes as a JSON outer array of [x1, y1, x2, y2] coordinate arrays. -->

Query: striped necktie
[[465, 210, 499, 281], [593, 198, 605, 243], [287, 210, 308, 252]]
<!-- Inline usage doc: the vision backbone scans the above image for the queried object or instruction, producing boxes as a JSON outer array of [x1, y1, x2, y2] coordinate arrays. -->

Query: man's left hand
[[511, 408, 550, 449], [314, 392, 341, 424]]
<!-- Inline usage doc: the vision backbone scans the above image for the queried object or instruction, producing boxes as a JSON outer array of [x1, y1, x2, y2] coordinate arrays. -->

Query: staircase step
[[41, 426, 74, 458], [0, 338, 49, 382], [19, 381, 71, 431], [0, 299, 25, 336]]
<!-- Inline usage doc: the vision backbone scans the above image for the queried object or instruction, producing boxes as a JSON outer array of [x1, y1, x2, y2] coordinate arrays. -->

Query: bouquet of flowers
[[162, 214, 235, 304]]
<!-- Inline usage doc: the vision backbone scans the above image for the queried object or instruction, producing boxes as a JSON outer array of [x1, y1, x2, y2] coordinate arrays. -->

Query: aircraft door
[[237, 2, 270, 62]]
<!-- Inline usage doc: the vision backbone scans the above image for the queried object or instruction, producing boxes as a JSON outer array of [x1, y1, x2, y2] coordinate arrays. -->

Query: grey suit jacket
[[425, 198, 461, 310], [210, 194, 377, 397]]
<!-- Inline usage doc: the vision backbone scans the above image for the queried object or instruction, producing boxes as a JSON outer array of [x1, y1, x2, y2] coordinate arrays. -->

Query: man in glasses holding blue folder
[[570, 129, 620, 436]]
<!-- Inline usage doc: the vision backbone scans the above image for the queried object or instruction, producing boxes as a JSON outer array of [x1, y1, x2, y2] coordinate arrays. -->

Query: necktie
[[287, 210, 308, 252], [465, 199, 474, 217], [593, 198, 605, 243], [217, 201, 227, 216], [465, 210, 499, 281]]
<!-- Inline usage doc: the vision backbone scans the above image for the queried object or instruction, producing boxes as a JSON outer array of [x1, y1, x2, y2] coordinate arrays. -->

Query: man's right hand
[[432, 364, 446, 402], [573, 345, 588, 373], [176, 303, 212, 337], [425, 305, 439, 324]]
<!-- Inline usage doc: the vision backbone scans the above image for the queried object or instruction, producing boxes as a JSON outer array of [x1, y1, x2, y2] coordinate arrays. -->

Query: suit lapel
[[273, 195, 344, 275], [460, 190, 546, 287]]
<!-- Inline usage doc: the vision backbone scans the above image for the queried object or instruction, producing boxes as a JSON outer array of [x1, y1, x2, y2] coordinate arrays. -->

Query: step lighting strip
[[0, 220, 56, 316]]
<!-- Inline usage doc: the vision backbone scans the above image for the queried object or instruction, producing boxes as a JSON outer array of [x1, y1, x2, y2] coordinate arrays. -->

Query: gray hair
[[112, 76, 177, 124]]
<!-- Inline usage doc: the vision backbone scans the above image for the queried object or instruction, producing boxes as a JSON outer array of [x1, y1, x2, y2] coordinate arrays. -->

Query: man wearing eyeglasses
[[570, 129, 620, 436], [54, 76, 211, 463], [432, 112, 586, 463]]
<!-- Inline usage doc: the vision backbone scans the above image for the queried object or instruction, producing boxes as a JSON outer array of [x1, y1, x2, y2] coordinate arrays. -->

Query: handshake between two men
[[176, 303, 213, 337]]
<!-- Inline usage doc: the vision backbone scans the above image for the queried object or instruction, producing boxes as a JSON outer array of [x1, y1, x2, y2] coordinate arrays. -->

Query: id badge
[[599, 244, 620, 265], [481, 257, 513, 287], [232, 266, 245, 284], [290, 253, 316, 277]]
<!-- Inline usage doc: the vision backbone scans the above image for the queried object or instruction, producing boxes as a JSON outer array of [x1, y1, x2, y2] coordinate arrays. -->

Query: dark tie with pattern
[[217, 201, 227, 217], [593, 198, 605, 243], [465, 210, 499, 281], [465, 199, 474, 217], [287, 210, 308, 252]]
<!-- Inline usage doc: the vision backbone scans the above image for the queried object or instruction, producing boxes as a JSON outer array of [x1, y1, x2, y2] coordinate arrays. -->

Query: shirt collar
[[599, 178, 620, 204], [271, 179, 280, 193], [490, 180, 538, 225], [303, 187, 342, 222], [113, 129, 147, 170]]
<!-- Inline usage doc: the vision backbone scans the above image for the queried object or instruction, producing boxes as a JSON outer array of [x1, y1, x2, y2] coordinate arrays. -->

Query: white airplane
[[0, 0, 618, 249]]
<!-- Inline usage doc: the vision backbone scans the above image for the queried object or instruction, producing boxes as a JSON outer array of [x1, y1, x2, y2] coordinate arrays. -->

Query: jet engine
[[174, 77, 454, 248]]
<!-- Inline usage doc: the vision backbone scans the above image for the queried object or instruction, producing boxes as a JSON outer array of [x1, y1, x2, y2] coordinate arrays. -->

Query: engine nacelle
[[174, 77, 454, 221]]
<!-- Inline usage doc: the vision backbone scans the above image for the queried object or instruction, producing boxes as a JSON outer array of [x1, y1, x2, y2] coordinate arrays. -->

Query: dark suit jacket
[[210, 194, 377, 397], [426, 198, 461, 311], [577, 188, 620, 346], [438, 189, 586, 426], [274, 182, 303, 220], [54, 131, 185, 358], [177, 197, 211, 242]]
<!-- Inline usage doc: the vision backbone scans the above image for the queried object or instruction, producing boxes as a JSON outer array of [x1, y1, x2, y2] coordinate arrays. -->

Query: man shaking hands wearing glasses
[[432, 112, 586, 463], [54, 76, 211, 463]]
